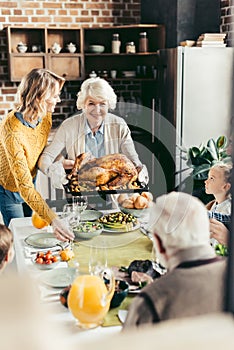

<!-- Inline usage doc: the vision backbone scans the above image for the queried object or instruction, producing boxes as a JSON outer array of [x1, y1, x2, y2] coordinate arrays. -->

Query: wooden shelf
[[5, 24, 165, 82]]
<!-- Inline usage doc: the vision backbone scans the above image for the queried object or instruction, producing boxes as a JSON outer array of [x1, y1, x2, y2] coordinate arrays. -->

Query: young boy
[[0, 224, 15, 272], [205, 162, 232, 248]]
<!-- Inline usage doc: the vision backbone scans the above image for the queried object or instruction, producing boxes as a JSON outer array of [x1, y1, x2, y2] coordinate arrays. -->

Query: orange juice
[[68, 274, 114, 329]]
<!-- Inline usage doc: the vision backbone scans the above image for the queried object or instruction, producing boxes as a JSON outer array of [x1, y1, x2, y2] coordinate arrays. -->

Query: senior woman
[[38, 77, 145, 188], [0, 68, 74, 242]]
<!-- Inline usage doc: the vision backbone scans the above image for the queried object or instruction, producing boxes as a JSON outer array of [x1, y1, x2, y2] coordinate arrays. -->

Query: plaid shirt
[[208, 211, 231, 231]]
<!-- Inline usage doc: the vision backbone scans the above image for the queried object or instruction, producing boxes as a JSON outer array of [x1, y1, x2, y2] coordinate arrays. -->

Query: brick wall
[[0, 0, 233, 124], [0, 0, 141, 124], [221, 0, 234, 46]]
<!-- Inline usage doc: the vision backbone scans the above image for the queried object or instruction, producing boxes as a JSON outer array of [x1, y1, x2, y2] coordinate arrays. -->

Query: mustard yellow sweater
[[0, 111, 57, 224]]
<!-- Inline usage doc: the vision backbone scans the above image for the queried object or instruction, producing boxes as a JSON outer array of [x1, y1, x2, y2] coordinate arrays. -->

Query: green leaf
[[193, 163, 211, 178], [206, 138, 218, 161], [216, 135, 228, 149]]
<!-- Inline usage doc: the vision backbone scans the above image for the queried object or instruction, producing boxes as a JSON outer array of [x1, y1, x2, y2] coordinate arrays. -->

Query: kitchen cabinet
[[5, 24, 164, 82], [5, 26, 83, 81], [83, 24, 165, 80]]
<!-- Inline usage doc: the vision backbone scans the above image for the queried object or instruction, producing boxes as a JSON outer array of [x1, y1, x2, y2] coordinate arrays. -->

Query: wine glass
[[62, 203, 78, 229], [72, 196, 88, 224]]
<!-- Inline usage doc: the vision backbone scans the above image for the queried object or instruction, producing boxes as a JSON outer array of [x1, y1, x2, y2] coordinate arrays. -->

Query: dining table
[[8, 211, 154, 347]]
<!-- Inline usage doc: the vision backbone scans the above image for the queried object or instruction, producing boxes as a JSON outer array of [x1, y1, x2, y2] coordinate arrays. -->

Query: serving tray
[[63, 182, 149, 196]]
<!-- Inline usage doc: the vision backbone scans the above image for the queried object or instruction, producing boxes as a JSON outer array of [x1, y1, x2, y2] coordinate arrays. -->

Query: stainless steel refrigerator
[[156, 46, 234, 192]]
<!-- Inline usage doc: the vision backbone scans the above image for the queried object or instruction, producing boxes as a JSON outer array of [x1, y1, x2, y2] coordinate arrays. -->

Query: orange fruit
[[32, 211, 48, 229], [60, 248, 75, 262]]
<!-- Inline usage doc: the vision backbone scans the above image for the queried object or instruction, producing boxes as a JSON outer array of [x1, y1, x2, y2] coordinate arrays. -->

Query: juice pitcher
[[68, 268, 115, 329]]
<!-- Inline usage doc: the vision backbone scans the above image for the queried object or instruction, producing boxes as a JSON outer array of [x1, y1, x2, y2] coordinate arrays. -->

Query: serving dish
[[103, 221, 140, 233], [73, 221, 103, 240], [80, 209, 102, 222], [32, 253, 60, 270], [119, 206, 151, 218], [88, 45, 105, 53], [110, 279, 129, 308], [63, 183, 149, 197]]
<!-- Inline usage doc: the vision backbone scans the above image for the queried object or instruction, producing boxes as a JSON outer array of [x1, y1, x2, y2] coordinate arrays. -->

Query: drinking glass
[[72, 196, 88, 224], [62, 203, 77, 229]]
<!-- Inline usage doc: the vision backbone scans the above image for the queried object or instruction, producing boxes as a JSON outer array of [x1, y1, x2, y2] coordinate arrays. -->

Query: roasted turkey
[[67, 152, 139, 191]]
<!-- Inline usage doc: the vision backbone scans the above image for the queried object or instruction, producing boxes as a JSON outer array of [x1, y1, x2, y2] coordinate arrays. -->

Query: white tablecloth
[[8, 217, 121, 346]]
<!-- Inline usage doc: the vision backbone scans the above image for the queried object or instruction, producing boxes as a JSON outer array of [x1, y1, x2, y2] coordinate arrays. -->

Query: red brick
[[22, 1, 40, 9], [54, 16, 74, 23], [2, 88, 17, 94], [86, 4, 105, 9], [65, 3, 83, 9], [9, 16, 29, 23], [43, 2, 62, 9], [0, 2, 17, 8], [32, 17, 52, 23]]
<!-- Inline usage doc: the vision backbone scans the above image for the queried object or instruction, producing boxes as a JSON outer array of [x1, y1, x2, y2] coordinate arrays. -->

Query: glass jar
[[112, 33, 121, 54], [126, 42, 136, 54], [139, 32, 148, 52]]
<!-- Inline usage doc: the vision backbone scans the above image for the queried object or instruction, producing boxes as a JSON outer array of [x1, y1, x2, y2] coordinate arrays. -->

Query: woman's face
[[45, 81, 61, 113], [84, 97, 108, 128]]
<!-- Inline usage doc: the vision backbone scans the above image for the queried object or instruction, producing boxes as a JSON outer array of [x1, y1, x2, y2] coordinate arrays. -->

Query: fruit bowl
[[32, 251, 60, 270], [73, 221, 103, 240]]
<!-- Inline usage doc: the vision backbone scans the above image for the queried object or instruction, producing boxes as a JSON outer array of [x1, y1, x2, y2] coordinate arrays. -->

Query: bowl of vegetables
[[73, 221, 103, 240]]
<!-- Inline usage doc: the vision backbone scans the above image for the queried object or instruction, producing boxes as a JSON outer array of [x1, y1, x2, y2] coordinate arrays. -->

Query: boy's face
[[205, 167, 228, 196]]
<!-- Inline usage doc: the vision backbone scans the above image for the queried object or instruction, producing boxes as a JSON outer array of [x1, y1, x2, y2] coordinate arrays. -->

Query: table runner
[[70, 231, 153, 326]]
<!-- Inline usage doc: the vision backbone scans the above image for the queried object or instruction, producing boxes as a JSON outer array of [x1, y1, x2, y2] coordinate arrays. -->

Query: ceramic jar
[[51, 42, 62, 54], [17, 42, 28, 53], [66, 42, 76, 53]]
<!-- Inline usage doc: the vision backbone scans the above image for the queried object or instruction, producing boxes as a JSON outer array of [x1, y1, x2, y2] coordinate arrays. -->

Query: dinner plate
[[80, 210, 102, 222], [24, 233, 63, 249], [103, 222, 140, 233], [39, 267, 77, 288]]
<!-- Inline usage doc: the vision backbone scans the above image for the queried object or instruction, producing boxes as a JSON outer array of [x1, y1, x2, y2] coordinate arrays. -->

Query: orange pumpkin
[[32, 211, 48, 229]]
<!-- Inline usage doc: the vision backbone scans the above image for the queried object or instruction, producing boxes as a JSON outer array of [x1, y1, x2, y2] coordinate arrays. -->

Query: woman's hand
[[51, 218, 75, 242], [62, 159, 75, 170], [209, 218, 229, 246]]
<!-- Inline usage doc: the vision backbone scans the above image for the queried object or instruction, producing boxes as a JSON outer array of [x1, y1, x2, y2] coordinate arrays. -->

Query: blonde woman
[[0, 68, 74, 241], [39, 77, 145, 188]]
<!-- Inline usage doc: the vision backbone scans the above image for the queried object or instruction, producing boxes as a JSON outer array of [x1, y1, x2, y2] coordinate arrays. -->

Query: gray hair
[[149, 192, 210, 251], [76, 77, 117, 110]]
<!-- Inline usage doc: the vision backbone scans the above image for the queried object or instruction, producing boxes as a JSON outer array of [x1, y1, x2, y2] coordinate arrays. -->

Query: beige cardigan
[[38, 112, 142, 178]]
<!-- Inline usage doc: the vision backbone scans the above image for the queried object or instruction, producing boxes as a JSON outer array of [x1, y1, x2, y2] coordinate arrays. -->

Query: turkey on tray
[[63, 152, 149, 195]]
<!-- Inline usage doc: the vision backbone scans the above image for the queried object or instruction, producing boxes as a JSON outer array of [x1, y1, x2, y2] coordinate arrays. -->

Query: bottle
[[112, 33, 121, 54], [139, 32, 148, 53], [126, 42, 136, 54]]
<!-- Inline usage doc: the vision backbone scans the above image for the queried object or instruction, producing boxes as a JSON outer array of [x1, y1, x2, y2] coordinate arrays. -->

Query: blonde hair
[[149, 192, 210, 251], [16, 68, 65, 121], [0, 224, 13, 270], [76, 77, 117, 110], [210, 162, 232, 184]]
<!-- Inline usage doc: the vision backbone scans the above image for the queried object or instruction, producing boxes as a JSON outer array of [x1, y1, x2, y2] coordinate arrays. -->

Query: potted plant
[[177, 136, 232, 203]]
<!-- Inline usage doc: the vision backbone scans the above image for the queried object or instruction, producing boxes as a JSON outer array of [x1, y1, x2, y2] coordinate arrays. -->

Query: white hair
[[149, 192, 210, 251], [76, 77, 117, 110]]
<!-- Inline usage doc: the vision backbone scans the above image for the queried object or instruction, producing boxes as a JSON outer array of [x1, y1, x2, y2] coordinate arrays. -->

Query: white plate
[[103, 222, 140, 233], [118, 310, 128, 323], [80, 210, 102, 222], [40, 267, 77, 288], [24, 233, 63, 249]]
